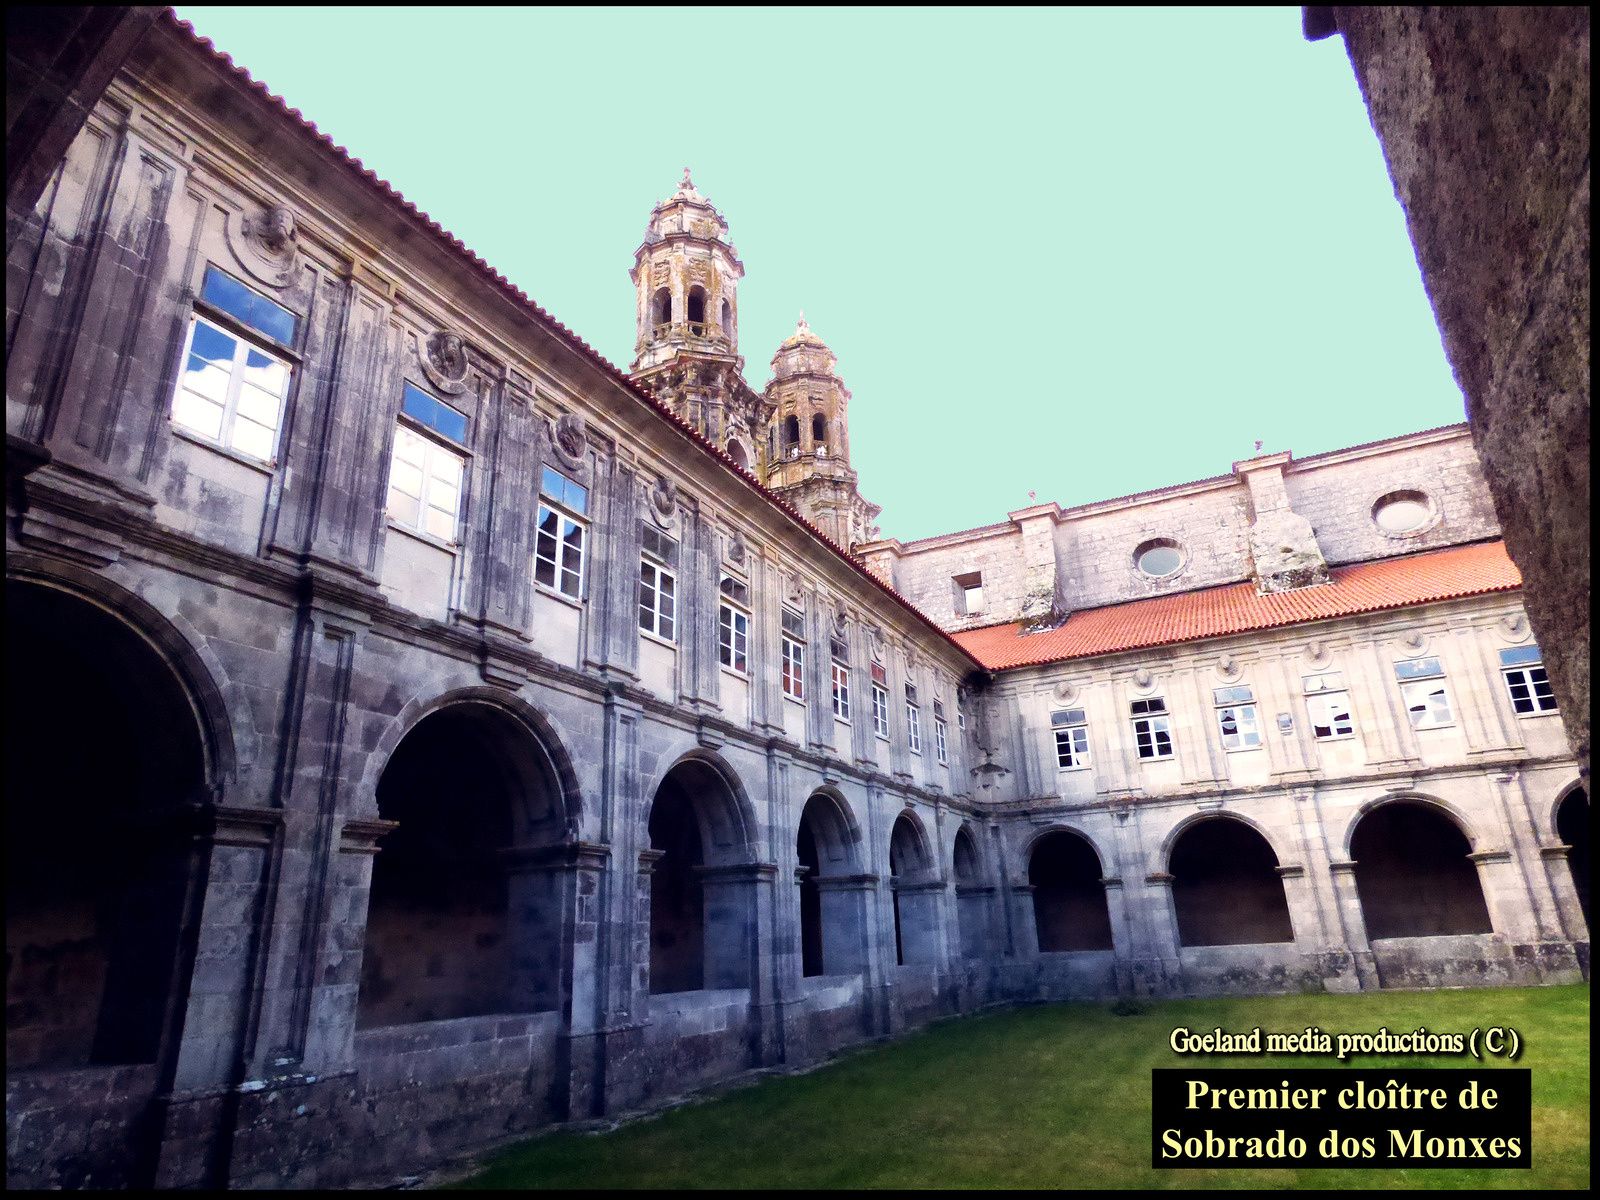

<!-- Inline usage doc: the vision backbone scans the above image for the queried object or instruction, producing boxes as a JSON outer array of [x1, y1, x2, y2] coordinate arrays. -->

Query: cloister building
[[4, 13, 1588, 1189]]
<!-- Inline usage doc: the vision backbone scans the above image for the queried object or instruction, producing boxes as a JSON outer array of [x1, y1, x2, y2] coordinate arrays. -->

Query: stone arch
[[6, 573, 222, 1074], [725, 438, 750, 472], [1340, 791, 1480, 861], [1159, 808, 1290, 876], [686, 284, 707, 326], [1554, 782, 1589, 935], [1348, 797, 1493, 940], [811, 411, 828, 449], [358, 684, 583, 826], [1027, 828, 1113, 953], [1167, 816, 1294, 947], [889, 810, 939, 966], [952, 822, 988, 960], [357, 695, 576, 1028], [720, 296, 732, 335], [953, 822, 983, 882], [651, 286, 671, 326], [796, 788, 866, 977], [782, 413, 800, 454], [645, 751, 760, 993]]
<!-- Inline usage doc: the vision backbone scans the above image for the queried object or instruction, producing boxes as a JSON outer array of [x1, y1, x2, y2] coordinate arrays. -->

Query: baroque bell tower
[[630, 170, 771, 472], [763, 314, 881, 549]]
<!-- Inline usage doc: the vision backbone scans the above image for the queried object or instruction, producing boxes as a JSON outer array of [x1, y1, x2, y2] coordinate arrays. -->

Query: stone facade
[[3, 13, 1589, 1191]]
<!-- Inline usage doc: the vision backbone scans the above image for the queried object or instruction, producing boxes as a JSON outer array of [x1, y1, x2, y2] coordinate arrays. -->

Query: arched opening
[[1556, 787, 1589, 934], [796, 792, 865, 978], [7, 580, 208, 1072], [811, 412, 828, 450], [651, 287, 671, 327], [647, 757, 754, 994], [782, 414, 800, 455], [1350, 802, 1492, 939], [720, 297, 732, 335], [888, 814, 939, 966], [1169, 818, 1293, 947], [359, 702, 569, 1028], [686, 286, 706, 326], [1029, 831, 1112, 953], [725, 439, 750, 472], [953, 824, 985, 959]]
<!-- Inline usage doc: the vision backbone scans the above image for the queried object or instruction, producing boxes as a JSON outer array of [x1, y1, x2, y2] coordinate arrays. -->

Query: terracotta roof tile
[[953, 541, 1521, 671]]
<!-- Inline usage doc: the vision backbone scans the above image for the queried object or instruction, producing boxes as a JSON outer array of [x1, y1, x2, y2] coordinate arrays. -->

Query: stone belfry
[[630, 170, 771, 472], [764, 314, 881, 549]]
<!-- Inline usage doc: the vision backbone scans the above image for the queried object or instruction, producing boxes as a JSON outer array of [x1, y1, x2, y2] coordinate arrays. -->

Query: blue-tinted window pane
[[540, 465, 587, 515], [1394, 657, 1445, 681], [400, 382, 468, 445], [1498, 645, 1543, 667], [201, 266, 297, 344], [561, 476, 588, 514]]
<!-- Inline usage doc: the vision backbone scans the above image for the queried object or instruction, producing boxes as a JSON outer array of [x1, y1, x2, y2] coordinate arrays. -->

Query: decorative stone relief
[[225, 203, 300, 289], [1216, 653, 1241, 681], [1399, 631, 1429, 655], [1305, 640, 1331, 667], [1497, 613, 1531, 642], [725, 529, 747, 567], [421, 330, 472, 396], [831, 604, 848, 638], [648, 474, 677, 526], [1052, 680, 1078, 704], [1132, 667, 1154, 692], [784, 571, 805, 606], [1248, 509, 1330, 594], [550, 412, 588, 471]]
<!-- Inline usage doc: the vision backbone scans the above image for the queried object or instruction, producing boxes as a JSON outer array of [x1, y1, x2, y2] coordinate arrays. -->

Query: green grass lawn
[[457, 984, 1589, 1190]]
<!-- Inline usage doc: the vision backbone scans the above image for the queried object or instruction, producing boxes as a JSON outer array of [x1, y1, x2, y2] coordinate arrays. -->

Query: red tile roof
[[155, 13, 985, 669], [953, 541, 1522, 671]]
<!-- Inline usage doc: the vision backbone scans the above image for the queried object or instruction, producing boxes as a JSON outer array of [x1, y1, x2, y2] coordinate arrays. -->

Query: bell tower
[[764, 314, 881, 549], [630, 170, 770, 471]]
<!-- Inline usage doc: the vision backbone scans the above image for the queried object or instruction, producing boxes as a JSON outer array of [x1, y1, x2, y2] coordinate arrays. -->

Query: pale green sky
[[175, 6, 1467, 542]]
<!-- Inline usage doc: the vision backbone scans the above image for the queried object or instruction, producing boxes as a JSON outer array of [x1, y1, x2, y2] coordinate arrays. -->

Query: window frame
[[1498, 646, 1558, 716], [1302, 673, 1356, 740], [386, 418, 468, 545], [781, 606, 806, 702], [534, 466, 589, 601], [1052, 707, 1091, 769], [1211, 684, 1263, 751], [906, 692, 923, 756], [1129, 696, 1174, 761], [718, 600, 749, 674], [638, 557, 678, 643], [870, 659, 890, 739], [829, 636, 851, 721], [1393, 657, 1455, 730], [169, 310, 295, 465]]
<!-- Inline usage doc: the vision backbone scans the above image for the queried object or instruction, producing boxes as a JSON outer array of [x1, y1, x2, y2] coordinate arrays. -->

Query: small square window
[[1052, 708, 1090, 768], [953, 571, 984, 615]]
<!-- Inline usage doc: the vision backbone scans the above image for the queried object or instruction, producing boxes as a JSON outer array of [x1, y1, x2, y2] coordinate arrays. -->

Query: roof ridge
[[158, 12, 982, 671]]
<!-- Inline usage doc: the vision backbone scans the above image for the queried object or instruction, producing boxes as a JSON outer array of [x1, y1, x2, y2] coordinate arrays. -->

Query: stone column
[[1101, 875, 1136, 993], [1139, 872, 1184, 995], [585, 459, 641, 680], [1538, 845, 1590, 947], [1325, 861, 1379, 989]]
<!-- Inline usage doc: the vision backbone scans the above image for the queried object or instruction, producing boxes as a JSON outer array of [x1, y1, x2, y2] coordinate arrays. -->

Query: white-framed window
[[1212, 684, 1262, 750], [534, 465, 588, 599], [1052, 707, 1090, 768], [717, 575, 749, 673], [830, 636, 851, 720], [1498, 645, 1557, 715], [781, 606, 806, 701], [386, 383, 469, 542], [1130, 696, 1173, 760], [170, 267, 298, 462], [1303, 671, 1355, 739], [870, 659, 890, 738], [933, 700, 949, 765], [1393, 656, 1454, 729], [638, 524, 678, 641], [906, 683, 922, 754], [953, 571, 984, 616]]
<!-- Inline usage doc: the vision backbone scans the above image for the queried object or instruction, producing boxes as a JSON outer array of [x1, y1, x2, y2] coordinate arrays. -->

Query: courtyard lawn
[[457, 984, 1589, 1190]]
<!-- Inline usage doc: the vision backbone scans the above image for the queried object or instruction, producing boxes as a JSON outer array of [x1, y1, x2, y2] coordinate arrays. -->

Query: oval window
[[1135, 539, 1184, 578], [1372, 491, 1432, 534]]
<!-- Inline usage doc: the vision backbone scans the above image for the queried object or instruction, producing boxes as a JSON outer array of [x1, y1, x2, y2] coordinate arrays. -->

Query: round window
[[1135, 539, 1185, 578], [1372, 491, 1433, 534]]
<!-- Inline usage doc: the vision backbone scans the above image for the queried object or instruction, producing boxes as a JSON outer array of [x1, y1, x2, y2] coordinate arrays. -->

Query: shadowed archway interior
[[1028, 831, 1113, 953], [6, 580, 207, 1072], [1350, 802, 1492, 939], [1556, 787, 1589, 933], [359, 702, 568, 1028], [1169, 819, 1294, 947]]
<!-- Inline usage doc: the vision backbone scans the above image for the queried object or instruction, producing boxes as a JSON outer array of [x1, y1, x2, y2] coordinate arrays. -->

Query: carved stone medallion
[[649, 474, 677, 525], [421, 330, 471, 396], [225, 203, 300, 289], [550, 412, 588, 471]]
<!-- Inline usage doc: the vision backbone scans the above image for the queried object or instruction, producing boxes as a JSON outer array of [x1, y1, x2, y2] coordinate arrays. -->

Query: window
[[830, 636, 851, 720], [871, 659, 890, 738], [718, 576, 749, 673], [1130, 696, 1173, 760], [386, 383, 468, 542], [781, 607, 806, 701], [1134, 538, 1184, 579], [811, 412, 828, 448], [1052, 708, 1090, 768], [170, 268, 299, 461], [1303, 672, 1355, 739], [638, 525, 678, 641], [906, 684, 922, 754], [1394, 657, 1454, 729], [1212, 684, 1262, 750], [535, 465, 588, 599], [953, 571, 984, 616], [1372, 490, 1433, 534], [1499, 645, 1558, 715], [782, 415, 800, 455], [934, 700, 949, 765]]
